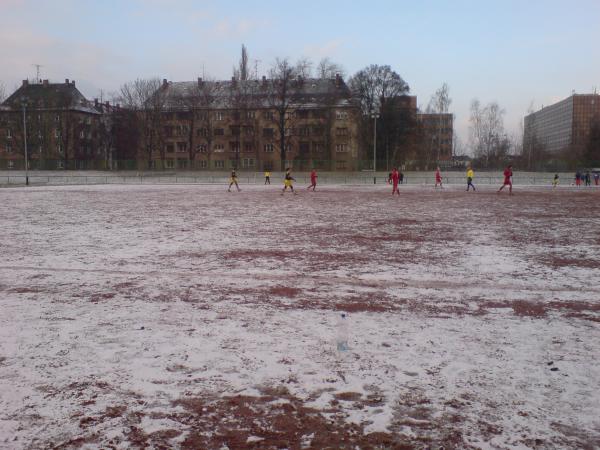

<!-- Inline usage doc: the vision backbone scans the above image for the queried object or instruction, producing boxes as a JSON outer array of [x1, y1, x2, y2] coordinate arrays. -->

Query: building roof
[[1, 80, 103, 114], [158, 77, 354, 110]]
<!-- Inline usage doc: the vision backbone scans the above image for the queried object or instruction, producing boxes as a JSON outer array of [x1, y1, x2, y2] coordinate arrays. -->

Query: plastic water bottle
[[336, 313, 349, 351]]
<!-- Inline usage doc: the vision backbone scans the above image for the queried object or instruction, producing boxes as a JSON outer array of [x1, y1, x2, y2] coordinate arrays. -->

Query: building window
[[177, 142, 187, 152], [299, 142, 310, 154], [55, 129, 60, 138], [177, 159, 188, 169], [197, 144, 207, 153], [336, 144, 348, 152], [244, 126, 254, 136], [242, 158, 255, 168], [264, 111, 274, 120], [214, 144, 225, 153], [299, 127, 309, 136], [214, 160, 224, 169], [336, 127, 348, 136], [229, 141, 240, 152], [6, 143, 12, 153], [39, 145, 43, 153], [57, 144, 63, 154], [199, 160, 208, 169], [165, 159, 175, 169], [246, 111, 255, 119], [6, 129, 11, 139], [55, 115, 60, 122], [214, 128, 224, 136], [336, 110, 348, 120], [7, 160, 14, 169], [264, 143, 274, 152], [197, 128, 208, 137], [244, 142, 254, 152], [79, 130, 85, 138], [263, 128, 274, 138], [57, 160, 64, 169], [312, 127, 324, 136], [313, 142, 324, 153], [215, 111, 224, 121], [336, 160, 347, 170]]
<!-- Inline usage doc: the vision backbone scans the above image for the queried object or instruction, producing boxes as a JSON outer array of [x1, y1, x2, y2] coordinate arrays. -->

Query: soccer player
[[307, 169, 318, 191], [498, 164, 513, 195], [552, 173, 559, 188], [594, 172, 599, 186], [228, 169, 241, 192], [282, 168, 297, 195], [575, 170, 581, 187], [466, 166, 476, 191], [391, 167, 400, 196], [434, 167, 443, 189], [264, 170, 271, 185]]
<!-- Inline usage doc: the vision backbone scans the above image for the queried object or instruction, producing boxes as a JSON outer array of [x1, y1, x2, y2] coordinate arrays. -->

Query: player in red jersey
[[434, 167, 443, 189], [391, 167, 400, 196], [307, 169, 317, 191], [498, 165, 513, 195]]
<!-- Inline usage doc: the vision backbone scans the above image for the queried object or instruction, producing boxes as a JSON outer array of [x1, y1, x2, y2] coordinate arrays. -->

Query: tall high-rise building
[[523, 94, 600, 155]]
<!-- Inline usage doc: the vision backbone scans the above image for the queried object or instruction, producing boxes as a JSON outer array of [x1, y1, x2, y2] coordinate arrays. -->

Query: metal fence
[[1, 171, 594, 187]]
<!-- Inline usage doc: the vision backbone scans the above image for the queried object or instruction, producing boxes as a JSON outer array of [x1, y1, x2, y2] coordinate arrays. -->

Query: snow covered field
[[1, 183, 599, 449]]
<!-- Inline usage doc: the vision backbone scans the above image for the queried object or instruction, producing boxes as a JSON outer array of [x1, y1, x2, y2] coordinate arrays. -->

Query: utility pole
[[371, 109, 379, 183], [21, 98, 29, 186]]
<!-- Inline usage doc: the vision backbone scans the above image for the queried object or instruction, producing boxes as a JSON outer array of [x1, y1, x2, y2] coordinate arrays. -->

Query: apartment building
[[523, 93, 600, 155], [0, 79, 113, 170]]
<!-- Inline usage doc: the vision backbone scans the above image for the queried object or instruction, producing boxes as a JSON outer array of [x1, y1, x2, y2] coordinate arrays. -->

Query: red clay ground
[[0, 183, 599, 449]]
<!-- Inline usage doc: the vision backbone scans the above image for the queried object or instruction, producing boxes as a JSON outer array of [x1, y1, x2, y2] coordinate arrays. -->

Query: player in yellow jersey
[[466, 166, 475, 191]]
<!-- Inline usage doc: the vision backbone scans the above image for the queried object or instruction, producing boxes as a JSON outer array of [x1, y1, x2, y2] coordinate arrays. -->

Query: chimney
[[262, 75, 267, 86], [43, 79, 49, 87], [335, 73, 341, 87], [94, 98, 98, 107], [162, 79, 168, 88], [22, 80, 29, 87], [65, 78, 69, 84], [72, 80, 76, 87], [197, 77, 203, 86]]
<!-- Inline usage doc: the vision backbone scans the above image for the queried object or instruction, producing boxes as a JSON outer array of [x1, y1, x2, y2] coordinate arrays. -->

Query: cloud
[[0, 25, 127, 98], [211, 17, 270, 38], [302, 39, 343, 59]]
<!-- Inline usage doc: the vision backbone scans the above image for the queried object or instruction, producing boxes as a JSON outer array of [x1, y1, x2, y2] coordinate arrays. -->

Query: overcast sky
[[1, 0, 599, 147]]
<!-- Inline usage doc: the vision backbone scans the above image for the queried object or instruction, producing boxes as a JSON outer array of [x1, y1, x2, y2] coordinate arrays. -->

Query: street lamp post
[[21, 98, 29, 186], [371, 110, 379, 184]]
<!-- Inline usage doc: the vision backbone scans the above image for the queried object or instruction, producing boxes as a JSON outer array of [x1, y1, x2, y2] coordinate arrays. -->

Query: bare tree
[[349, 64, 410, 169], [424, 83, 453, 164], [267, 58, 300, 169], [426, 83, 452, 113], [469, 99, 509, 168], [117, 78, 166, 169], [316, 57, 345, 79], [295, 57, 313, 78], [240, 44, 249, 81]]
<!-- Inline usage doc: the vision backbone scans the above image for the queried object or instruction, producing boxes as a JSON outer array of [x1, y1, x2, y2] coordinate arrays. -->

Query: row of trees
[[113, 49, 349, 170]]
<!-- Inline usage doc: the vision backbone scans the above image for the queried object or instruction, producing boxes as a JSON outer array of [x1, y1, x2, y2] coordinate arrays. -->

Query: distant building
[[0, 79, 113, 170], [523, 93, 600, 155], [417, 113, 454, 163], [143, 75, 360, 171]]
